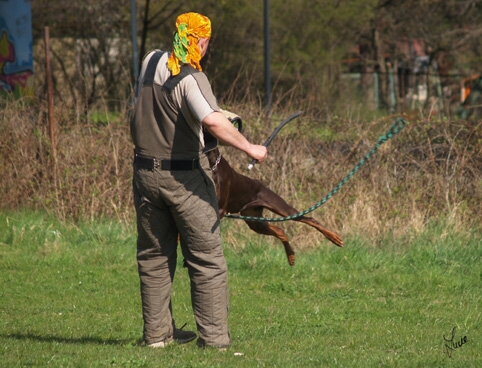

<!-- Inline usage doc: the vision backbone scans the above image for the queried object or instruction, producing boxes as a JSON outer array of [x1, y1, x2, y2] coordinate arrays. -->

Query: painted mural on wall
[[0, 0, 33, 98]]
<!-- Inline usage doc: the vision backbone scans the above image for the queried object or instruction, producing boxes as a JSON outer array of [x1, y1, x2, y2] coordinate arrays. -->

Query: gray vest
[[130, 51, 216, 159]]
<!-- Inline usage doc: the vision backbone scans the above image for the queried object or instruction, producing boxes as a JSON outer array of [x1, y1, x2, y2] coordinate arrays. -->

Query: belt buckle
[[153, 158, 160, 170], [135, 154, 159, 171]]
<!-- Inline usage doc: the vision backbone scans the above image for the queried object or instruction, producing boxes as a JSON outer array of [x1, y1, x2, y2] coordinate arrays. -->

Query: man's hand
[[247, 144, 267, 163]]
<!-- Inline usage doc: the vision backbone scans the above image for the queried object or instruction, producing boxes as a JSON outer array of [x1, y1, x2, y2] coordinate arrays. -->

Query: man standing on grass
[[130, 12, 267, 349]]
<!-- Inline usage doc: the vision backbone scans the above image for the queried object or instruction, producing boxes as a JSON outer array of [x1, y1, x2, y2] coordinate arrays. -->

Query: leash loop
[[225, 117, 407, 222]]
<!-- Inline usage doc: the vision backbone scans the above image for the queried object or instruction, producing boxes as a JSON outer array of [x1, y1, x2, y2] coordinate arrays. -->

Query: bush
[[1, 97, 481, 242]]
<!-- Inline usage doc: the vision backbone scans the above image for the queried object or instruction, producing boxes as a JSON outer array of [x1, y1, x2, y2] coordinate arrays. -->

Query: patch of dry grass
[[0, 99, 133, 223], [1, 97, 481, 245]]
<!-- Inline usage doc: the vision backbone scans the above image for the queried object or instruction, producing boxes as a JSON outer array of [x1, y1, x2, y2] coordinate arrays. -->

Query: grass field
[[1, 211, 481, 367]]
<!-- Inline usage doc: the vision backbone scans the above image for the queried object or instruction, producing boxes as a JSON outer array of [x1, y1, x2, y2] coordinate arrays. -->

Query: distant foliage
[[3, 1, 480, 239], [30, 0, 482, 116]]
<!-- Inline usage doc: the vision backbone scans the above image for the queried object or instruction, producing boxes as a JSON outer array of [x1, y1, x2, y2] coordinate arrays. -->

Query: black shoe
[[173, 325, 196, 344]]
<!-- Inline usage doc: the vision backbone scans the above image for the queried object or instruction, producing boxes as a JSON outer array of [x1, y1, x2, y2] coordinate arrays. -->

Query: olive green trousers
[[133, 154, 231, 347]]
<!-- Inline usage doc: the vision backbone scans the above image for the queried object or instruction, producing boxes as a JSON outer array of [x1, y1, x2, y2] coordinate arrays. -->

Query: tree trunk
[[374, 27, 388, 109]]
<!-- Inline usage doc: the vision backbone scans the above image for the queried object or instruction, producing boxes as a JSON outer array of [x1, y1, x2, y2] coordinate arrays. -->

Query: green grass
[[1, 211, 481, 367]]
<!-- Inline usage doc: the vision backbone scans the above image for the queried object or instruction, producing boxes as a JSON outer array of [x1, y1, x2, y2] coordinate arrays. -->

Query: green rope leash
[[225, 117, 407, 222]]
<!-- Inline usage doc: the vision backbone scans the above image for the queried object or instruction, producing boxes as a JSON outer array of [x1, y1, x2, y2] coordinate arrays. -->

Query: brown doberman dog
[[205, 147, 344, 266]]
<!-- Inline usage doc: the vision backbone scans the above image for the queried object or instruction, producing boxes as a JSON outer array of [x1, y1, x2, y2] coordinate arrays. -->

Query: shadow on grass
[[2, 333, 137, 346]]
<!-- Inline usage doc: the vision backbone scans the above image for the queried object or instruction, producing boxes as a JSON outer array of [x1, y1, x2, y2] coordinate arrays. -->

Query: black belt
[[134, 154, 200, 171]]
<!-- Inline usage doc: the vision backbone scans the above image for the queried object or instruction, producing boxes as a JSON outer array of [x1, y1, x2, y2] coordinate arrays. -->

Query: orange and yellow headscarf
[[167, 12, 211, 76]]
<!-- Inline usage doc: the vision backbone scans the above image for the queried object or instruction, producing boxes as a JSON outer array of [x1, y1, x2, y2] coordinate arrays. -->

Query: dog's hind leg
[[255, 188, 344, 248], [241, 207, 296, 266], [297, 216, 344, 247]]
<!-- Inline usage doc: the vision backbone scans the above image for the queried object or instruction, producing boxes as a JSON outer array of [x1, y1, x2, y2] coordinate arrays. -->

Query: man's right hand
[[247, 144, 268, 163]]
